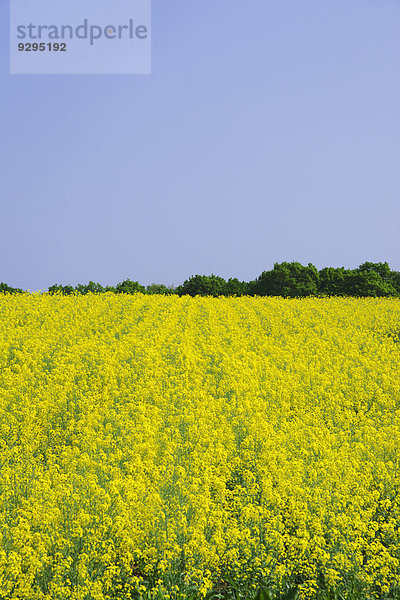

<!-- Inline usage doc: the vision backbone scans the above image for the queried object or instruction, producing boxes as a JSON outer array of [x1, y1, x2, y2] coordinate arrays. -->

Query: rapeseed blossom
[[0, 293, 399, 599]]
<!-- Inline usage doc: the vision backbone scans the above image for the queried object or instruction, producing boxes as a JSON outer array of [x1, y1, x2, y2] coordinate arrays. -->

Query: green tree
[[0, 282, 24, 294], [48, 284, 63, 295], [74, 281, 105, 295], [389, 270, 400, 294], [357, 261, 392, 282], [247, 279, 259, 296], [176, 274, 227, 297], [48, 284, 75, 295], [224, 278, 249, 296], [146, 283, 175, 295], [115, 279, 146, 294], [345, 269, 398, 297], [318, 267, 348, 296], [253, 262, 319, 297]]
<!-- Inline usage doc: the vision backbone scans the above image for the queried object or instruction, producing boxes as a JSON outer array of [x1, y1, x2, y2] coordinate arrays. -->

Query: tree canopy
[[2, 262, 400, 298]]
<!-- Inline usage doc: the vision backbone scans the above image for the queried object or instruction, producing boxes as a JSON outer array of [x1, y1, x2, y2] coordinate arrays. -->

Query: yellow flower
[[0, 293, 399, 597]]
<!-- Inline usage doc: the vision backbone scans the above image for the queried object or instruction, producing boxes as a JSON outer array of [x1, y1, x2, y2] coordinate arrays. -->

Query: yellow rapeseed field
[[0, 293, 399, 600]]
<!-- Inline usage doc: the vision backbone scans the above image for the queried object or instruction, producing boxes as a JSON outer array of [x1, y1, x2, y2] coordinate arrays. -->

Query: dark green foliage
[[146, 283, 176, 295], [48, 284, 62, 295], [247, 279, 259, 297], [253, 262, 319, 297], [224, 278, 249, 296], [352, 261, 399, 297], [176, 274, 228, 297], [4, 262, 400, 299], [357, 261, 392, 281], [318, 262, 399, 297], [319, 267, 347, 296], [338, 262, 399, 297], [75, 281, 105, 295], [344, 269, 398, 297], [62, 285, 75, 295], [176, 275, 249, 297], [390, 270, 400, 294], [48, 284, 75, 295], [115, 279, 146, 294], [254, 586, 274, 600], [0, 282, 23, 294]]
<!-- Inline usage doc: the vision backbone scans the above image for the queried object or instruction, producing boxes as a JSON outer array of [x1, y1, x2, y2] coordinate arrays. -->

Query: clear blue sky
[[1, 0, 399, 291]]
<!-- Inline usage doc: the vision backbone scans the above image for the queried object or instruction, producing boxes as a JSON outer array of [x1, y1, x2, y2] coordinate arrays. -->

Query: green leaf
[[255, 586, 273, 600], [281, 586, 298, 600]]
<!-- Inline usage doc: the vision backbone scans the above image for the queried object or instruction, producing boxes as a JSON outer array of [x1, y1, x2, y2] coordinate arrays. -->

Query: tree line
[[1, 262, 400, 298]]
